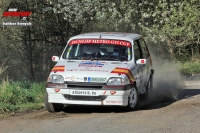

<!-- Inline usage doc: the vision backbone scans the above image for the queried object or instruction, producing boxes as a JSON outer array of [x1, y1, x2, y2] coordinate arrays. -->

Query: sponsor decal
[[65, 76, 84, 81], [54, 88, 60, 93], [84, 77, 87, 81], [71, 76, 75, 81], [103, 90, 106, 95], [69, 39, 131, 47], [66, 69, 78, 71], [111, 67, 135, 83], [87, 77, 107, 82], [78, 62, 104, 67], [106, 100, 122, 105], [66, 69, 108, 72], [80, 69, 108, 72], [51, 66, 65, 72], [110, 91, 116, 95], [65, 77, 71, 80], [85, 66, 91, 70], [76, 77, 84, 80]]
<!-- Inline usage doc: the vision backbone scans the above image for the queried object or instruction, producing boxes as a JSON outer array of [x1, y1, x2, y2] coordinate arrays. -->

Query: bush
[[0, 81, 45, 113], [180, 60, 200, 75]]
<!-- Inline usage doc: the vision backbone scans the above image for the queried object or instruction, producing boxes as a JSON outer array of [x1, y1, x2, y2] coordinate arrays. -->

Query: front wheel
[[121, 85, 138, 112], [44, 91, 64, 113], [140, 75, 153, 103]]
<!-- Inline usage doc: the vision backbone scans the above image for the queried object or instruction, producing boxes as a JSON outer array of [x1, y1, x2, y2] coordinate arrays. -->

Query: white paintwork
[[47, 87, 130, 106], [46, 32, 153, 106], [136, 59, 146, 65]]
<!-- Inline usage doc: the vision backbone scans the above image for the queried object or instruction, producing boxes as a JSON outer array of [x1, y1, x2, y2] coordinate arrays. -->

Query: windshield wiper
[[90, 58, 100, 61], [91, 57, 116, 61], [114, 57, 128, 62], [67, 57, 80, 60]]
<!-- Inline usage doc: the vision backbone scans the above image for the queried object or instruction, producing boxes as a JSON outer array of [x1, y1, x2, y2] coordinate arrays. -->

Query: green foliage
[[51, 0, 144, 32], [140, 0, 200, 59], [0, 0, 200, 83], [0, 81, 45, 113], [180, 60, 200, 75], [51, 0, 200, 61]]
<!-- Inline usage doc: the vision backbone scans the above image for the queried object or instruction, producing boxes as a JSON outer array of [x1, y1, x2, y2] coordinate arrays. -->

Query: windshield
[[62, 39, 132, 61]]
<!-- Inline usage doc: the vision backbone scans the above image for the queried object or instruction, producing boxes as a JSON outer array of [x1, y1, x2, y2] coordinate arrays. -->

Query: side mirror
[[136, 59, 146, 65], [52, 56, 59, 62]]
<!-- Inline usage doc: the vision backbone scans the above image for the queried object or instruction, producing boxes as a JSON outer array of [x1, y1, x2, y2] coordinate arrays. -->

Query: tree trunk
[[166, 39, 174, 60], [26, 0, 34, 81]]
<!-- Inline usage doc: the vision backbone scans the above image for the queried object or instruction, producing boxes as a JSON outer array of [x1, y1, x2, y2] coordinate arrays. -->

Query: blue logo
[[88, 77, 91, 82], [78, 62, 104, 67]]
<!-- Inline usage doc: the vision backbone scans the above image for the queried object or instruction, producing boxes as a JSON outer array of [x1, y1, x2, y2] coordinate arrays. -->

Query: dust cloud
[[149, 48, 185, 104]]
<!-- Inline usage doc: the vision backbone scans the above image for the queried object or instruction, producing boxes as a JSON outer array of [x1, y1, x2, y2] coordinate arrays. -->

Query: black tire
[[141, 75, 153, 102], [44, 91, 64, 113], [121, 85, 139, 112]]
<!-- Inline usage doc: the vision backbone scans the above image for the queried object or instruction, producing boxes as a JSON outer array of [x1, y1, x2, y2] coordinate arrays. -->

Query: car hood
[[51, 60, 130, 82]]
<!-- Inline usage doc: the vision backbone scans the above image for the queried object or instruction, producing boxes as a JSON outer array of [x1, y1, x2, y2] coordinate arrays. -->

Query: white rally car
[[45, 32, 154, 112]]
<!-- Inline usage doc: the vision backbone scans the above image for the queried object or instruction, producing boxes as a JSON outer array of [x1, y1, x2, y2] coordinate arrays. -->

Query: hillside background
[[0, 0, 199, 82]]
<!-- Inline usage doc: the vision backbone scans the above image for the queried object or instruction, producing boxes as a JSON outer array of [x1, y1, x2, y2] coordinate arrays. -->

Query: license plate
[[70, 90, 99, 96]]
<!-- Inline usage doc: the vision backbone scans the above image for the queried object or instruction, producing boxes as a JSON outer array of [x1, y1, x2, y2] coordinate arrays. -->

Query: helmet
[[83, 45, 98, 55]]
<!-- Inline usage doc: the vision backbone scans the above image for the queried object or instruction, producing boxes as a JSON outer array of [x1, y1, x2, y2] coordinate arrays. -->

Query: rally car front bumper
[[46, 83, 131, 106]]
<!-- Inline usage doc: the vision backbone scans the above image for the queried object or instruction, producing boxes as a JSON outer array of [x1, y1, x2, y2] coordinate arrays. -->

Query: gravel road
[[0, 74, 200, 133]]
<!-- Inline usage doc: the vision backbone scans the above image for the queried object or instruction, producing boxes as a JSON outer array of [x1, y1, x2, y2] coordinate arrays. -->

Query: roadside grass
[[180, 60, 200, 75], [0, 60, 199, 115], [0, 81, 45, 114]]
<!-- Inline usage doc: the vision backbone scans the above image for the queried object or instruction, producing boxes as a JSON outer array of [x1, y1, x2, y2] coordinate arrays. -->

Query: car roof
[[68, 32, 141, 43]]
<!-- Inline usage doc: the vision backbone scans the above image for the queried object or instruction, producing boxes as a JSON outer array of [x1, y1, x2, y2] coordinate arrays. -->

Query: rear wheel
[[121, 85, 138, 112], [44, 91, 64, 113], [141, 75, 153, 102]]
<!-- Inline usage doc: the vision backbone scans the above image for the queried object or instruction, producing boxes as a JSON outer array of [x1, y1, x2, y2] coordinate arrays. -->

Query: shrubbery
[[180, 61, 200, 75], [0, 81, 45, 113]]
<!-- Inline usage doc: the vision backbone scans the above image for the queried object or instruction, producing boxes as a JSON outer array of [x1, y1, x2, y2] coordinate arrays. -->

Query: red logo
[[3, 11, 32, 17], [2, 8, 32, 21]]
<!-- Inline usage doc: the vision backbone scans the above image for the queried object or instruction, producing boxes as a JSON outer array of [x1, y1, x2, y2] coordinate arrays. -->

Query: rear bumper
[[46, 87, 130, 106]]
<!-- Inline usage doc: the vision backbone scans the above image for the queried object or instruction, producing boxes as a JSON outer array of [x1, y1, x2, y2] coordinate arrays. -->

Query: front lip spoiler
[[103, 85, 128, 90], [63, 95, 107, 101], [46, 83, 129, 90], [46, 83, 66, 88]]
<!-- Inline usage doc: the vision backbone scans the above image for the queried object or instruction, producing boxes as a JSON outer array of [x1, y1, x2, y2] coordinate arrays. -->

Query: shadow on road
[[141, 87, 200, 110], [61, 87, 200, 113], [63, 105, 123, 113]]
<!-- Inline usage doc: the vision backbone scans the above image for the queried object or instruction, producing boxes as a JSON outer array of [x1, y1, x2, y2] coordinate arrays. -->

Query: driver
[[82, 45, 98, 59]]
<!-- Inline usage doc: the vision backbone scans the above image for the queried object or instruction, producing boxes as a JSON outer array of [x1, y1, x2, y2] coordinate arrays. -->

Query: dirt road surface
[[0, 77, 200, 133]]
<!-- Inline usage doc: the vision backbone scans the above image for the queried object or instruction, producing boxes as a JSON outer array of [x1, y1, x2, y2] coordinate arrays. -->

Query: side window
[[139, 38, 148, 59], [133, 40, 143, 62]]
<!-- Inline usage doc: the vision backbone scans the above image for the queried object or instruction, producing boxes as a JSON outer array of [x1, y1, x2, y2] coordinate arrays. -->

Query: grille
[[63, 95, 107, 101], [66, 82, 105, 89]]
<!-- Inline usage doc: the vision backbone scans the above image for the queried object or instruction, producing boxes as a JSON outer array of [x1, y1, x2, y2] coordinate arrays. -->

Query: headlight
[[106, 78, 125, 85], [48, 75, 64, 83]]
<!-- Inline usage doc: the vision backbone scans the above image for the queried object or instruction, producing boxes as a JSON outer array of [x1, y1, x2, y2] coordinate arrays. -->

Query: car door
[[132, 40, 145, 93], [138, 38, 151, 87]]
